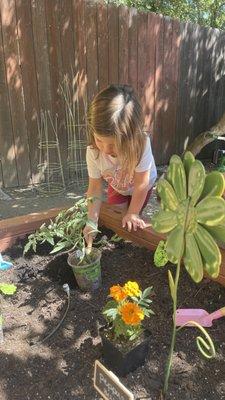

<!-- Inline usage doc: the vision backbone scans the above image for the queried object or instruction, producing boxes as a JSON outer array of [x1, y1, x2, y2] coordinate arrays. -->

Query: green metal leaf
[[168, 269, 175, 301], [166, 226, 184, 264], [157, 179, 179, 211], [183, 151, 195, 178], [194, 224, 221, 279], [188, 160, 205, 205], [196, 197, 225, 226], [205, 225, 225, 244], [183, 233, 203, 283], [151, 210, 177, 233], [200, 171, 225, 199], [167, 154, 187, 202]]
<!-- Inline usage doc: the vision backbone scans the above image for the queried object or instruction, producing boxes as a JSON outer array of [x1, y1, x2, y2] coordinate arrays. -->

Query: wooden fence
[[0, 0, 225, 188]]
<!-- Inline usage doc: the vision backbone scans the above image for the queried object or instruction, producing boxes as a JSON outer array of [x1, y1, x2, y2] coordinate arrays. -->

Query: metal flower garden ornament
[[152, 151, 225, 395]]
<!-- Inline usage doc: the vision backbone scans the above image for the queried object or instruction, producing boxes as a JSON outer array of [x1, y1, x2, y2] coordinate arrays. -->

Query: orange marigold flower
[[110, 285, 127, 302], [123, 281, 141, 297], [120, 302, 144, 325]]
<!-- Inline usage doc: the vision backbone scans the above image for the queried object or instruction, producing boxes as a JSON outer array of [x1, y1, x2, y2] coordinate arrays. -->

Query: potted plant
[[24, 198, 102, 291], [100, 280, 154, 376], [152, 152, 225, 395]]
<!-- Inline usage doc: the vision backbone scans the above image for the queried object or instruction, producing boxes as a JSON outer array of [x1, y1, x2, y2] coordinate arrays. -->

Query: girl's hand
[[122, 213, 147, 232], [83, 223, 97, 247]]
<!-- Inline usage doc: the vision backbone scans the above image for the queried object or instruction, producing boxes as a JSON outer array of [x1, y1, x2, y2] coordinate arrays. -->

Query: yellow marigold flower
[[110, 285, 127, 302], [123, 281, 141, 297], [120, 302, 144, 325]]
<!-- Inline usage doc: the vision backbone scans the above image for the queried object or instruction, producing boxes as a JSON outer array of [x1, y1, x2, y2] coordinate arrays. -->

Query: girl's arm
[[122, 170, 150, 232], [86, 177, 103, 224]]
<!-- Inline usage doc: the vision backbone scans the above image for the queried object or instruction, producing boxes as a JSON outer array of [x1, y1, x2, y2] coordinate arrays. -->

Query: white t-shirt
[[86, 136, 157, 195]]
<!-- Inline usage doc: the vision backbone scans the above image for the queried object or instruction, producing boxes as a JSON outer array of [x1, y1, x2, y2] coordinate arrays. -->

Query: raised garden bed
[[1, 234, 225, 400], [1, 202, 225, 287]]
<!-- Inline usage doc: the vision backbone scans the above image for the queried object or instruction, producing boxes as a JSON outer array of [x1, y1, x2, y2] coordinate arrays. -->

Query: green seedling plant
[[24, 198, 98, 261], [24, 197, 121, 264], [152, 151, 225, 395]]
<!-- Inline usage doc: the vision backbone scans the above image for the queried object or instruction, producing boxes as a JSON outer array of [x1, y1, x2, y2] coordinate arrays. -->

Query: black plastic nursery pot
[[99, 326, 151, 377], [67, 248, 102, 291]]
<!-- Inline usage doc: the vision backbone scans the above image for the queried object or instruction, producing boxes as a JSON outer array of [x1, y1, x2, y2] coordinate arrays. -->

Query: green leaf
[[0, 283, 17, 295], [154, 240, 169, 267], [129, 329, 141, 341], [103, 309, 118, 320], [188, 160, 205, 205], [102, 300, 118, 321], [139, 299, 152, 306], [103, 300, 118, 312], [143, 309, 154, 317], [130, 296, 139, 303], [168, 270, 175, 301], [50, 241, 70, 254], [166, 226, 184, 263], [23, 241, 33, 255], [142, 286, 153, 298], [151, 211, 177, 233], [183, 151, 195, 178], [200, 171, 225, 199], [110, 234, 123, 242], [86, 220, 98, 231], [184, 232, 203, 283]]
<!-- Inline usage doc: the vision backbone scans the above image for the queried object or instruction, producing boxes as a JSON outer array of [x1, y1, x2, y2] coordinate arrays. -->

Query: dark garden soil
[[1, 231, 225, 400]]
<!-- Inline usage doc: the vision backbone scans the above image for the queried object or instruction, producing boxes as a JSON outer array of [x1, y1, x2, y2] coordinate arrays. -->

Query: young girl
[[83, 84, 157, 247]]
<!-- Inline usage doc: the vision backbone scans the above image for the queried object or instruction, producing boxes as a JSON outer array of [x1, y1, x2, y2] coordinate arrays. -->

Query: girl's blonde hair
[[87, 84, 146, 181]]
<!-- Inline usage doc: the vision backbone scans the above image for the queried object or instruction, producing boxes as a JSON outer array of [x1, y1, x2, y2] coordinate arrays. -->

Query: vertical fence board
[[144, 12, 156, 135], [59, 0, 74, 78], [58, 0, 75, 169], [207, 29, 221, 128], [118, 5, 129, 84], [161, 17, 180, 163], [1, 0, 31, 186], [73, 0, 87, 124], [215, 31, 225, 123], [44, 0, 65, 168], [16, 0, 40, 183], [128, 7, 138, 91], [108, 4, 119, 84], [97, 2, 108, 91], [215, 31, 225, 121], [193, 26, 208, 144], [85, 1, 98, 103], [31, 0, 52, 111], [0, 10, 18, 187], [153, 14, 164, 164], [176, 22, 199, 155], [137, 12, 147, 102], [45, 0, 63, 118]]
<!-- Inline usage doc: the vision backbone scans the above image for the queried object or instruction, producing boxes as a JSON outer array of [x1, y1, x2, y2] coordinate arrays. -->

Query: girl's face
[[94, 134, 117, 157]]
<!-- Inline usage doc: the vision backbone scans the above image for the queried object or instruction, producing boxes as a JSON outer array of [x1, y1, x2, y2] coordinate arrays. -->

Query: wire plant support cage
[[59, 72, 89, 190], [36, 110, 66, 195]]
